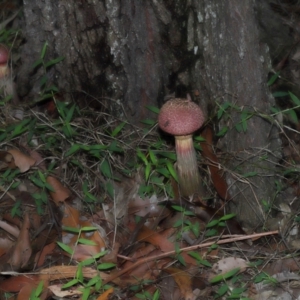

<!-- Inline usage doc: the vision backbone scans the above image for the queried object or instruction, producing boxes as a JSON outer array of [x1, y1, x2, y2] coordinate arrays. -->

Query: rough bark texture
[[18, 0, 282, 229], [17, 0, 189, 125], [188, 0, 281, 229]]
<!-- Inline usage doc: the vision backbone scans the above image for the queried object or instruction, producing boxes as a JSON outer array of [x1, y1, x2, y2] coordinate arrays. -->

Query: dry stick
[[104, 230, 279, 284]]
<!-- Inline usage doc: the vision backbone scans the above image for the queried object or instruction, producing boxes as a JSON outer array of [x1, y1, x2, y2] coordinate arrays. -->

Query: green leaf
[[194, 135, 205, 142], [219, 213, 236, 221], [65, 103, 76, 123], [34, 281, 44, 297], [172, 205, 185, 212], [267, 72, 280, 86], [166, 160, 178, 182], [80, 226, 97, 232], [44, 182, 55, 192], [254, 272, 269, 283], [97, 262, 116, 270], [286, 109, 298, 124], [100, 158, 112, 178], [235, 123, 242, 133], [86, 275, 102, 287], [78, 238, 97, 246], [57, 241, 73, 255], [242, 171, 257, 178], [272, 91, 289, 97], [149, 149, 158, 165], [215, 284, 229, 297], [31, 58, 43, 70], [156, 167, 170, 178], [30, 176, 45, 188], [105, 181, 114, 198], [289, 91, 300, 106], [111, 122, 125, 137], [153, 289, 160, 300], [210, 268, 240, 283], [89, 144, 107, 151], [177, 253, 186, 266], [146, 105, 160, 114], [216, 126, 228, 137], [140, 119, 156, 126], [173, 219, 183, 227], [38, 170, 46, 183], [44, 56, 65, 69], [159, 152, 176, 160], [188, 251, 212, 267], [76, 264, 84, 282], [137, 148, 148, 165], [145, 163, 151, 181], [108, 140, 123, 153], [62, 278, 79, 289], [65, 144, 82, 156], [40, 41, 48, 59], [62, 226, 80, 233], [206, 219, 219, 228], [82, 287, 91, 300], [80, 258, 95, 266], [217, 102, 231, 119], [39, 74, 48, 88]]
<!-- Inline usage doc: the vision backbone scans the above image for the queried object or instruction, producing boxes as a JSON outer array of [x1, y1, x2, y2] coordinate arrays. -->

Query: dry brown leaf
[[137, 225, 196, 265], [61, 204, 106, 260], [39, 265, 109, 282], [34, 242, 56, 267], [48, 284, 83, 298], [164, 267, 195, 300], [209, 257, 248, 280], [8, 149, 36, 173], [200, 127, 230, 202], [0, 274, 40, 292], [8, 212, 32, 269], [96, 287, 114, 300], [46, 176, 71, 204]]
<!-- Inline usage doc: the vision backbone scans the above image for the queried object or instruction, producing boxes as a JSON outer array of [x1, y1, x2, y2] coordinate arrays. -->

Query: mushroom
[[158, 95, 204, 198], [0, 44, 9, 79]]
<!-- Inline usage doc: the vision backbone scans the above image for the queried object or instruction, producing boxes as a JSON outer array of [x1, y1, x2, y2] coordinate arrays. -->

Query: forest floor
[[0, 92, 300, 300]]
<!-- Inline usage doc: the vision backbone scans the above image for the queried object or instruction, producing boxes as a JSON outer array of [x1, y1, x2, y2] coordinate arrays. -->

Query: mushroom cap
[[0, 44, 9, 65], [158, 98, 204, 136]]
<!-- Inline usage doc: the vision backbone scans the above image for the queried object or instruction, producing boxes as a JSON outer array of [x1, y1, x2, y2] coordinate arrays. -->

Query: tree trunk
[[188, 0, 281, 229], [18, 0, 282, 229], [18, 0, 177, 125]]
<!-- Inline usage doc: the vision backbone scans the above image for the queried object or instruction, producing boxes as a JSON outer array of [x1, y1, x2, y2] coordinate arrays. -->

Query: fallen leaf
[[209, 257, 248, 281], [8, 212, 32, 269], [200, 127, 230, 202], [96, 287, 114, 300], [164, 267, 195, 300], [46, 176, 71, 204], [8, 149, 36, 173]]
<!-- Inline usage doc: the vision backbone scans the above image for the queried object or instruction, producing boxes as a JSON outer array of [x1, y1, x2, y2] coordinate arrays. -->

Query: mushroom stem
[[175, 135, 201, 197]]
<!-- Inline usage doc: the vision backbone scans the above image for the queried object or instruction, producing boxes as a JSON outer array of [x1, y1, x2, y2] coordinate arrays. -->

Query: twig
[[104, 230, 278, 284]]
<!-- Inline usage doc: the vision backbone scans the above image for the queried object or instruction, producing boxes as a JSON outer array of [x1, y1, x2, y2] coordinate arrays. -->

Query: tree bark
[[188, 0, 281, 229], [17, 0, 182, 125]]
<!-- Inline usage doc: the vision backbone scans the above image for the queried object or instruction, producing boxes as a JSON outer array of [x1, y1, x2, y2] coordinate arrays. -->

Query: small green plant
[[29, 281, 44, 300], [205, 213, 236, 238], [31, 41, 64, 103], [129, 279, 159, 300]]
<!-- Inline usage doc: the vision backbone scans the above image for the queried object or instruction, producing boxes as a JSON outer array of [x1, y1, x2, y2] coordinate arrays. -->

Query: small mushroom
[[0, 44, 9, 79], [158, 95, 204, 198]]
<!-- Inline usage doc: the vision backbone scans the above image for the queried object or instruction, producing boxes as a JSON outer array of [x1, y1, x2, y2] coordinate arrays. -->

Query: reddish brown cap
[[158, 98, 204, 136], [0, 44, 9, 65]]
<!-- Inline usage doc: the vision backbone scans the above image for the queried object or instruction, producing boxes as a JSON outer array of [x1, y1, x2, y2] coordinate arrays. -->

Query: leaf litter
[[0, 60, 300, 300]]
